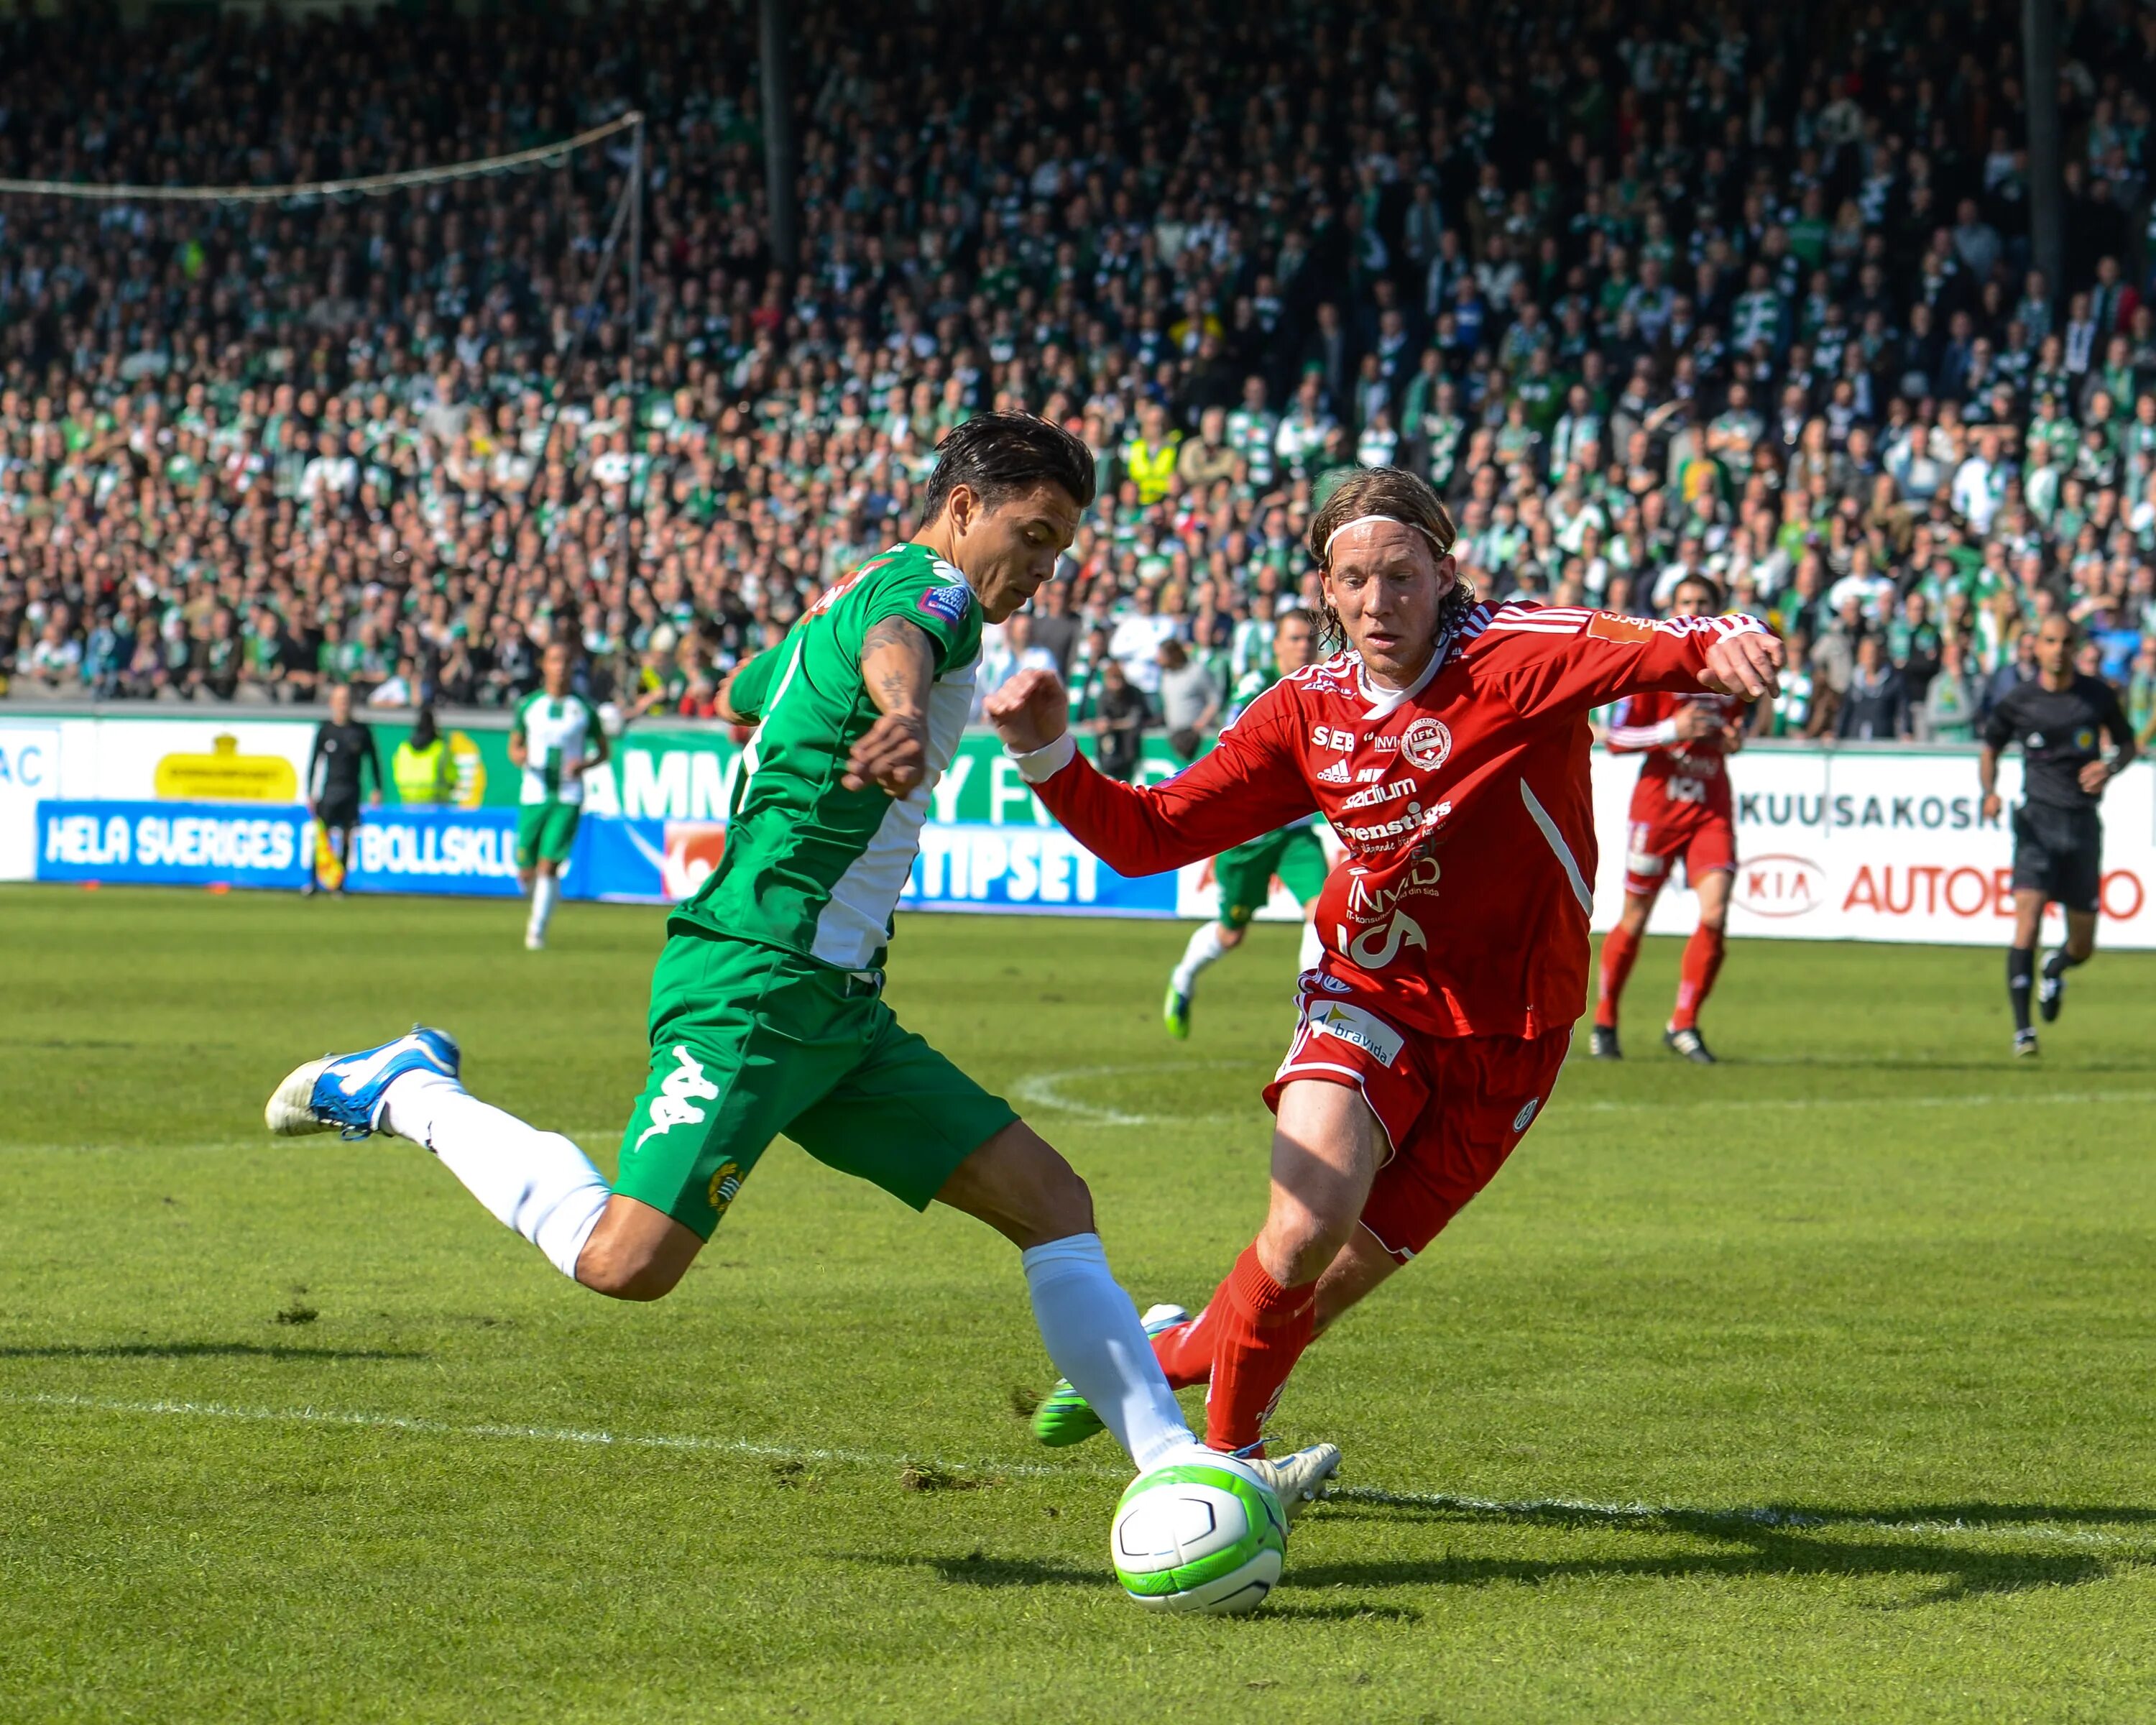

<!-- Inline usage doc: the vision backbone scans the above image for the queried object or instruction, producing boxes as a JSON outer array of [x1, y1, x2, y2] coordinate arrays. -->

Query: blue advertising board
[[32, 801, 1184, 918]]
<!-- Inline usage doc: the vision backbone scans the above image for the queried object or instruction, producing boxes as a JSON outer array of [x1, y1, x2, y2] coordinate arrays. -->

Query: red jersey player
[[986, 468, 1781, 1460], [1590, 571, 1750, 1065]]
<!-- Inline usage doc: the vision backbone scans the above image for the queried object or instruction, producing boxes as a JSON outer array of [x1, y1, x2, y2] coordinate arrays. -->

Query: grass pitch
[[5, 884, 2156, 1722]]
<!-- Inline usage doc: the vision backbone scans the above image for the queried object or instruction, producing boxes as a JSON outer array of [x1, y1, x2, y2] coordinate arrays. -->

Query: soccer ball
[[1110, 1457, 1288, 1614]]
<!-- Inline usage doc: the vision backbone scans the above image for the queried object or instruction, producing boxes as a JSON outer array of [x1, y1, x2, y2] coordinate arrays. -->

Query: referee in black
[[305, 683, 383, 897], [1978, 615, 2137, 1055]]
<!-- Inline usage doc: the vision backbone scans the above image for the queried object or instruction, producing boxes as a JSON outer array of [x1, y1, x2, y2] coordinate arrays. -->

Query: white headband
[[1322, 514, 1445, 564]]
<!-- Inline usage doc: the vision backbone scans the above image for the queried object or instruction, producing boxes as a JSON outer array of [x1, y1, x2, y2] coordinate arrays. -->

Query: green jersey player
[[1164, 609, 1331, 1039], [264, 413, 1338, 1574], [509, 641, 608, 949]]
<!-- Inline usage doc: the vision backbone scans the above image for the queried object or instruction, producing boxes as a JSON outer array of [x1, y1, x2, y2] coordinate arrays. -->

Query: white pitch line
[[2, 1391, 1122, 1482], [9, 1392, 2151, 1553], [1008, 1062, 1249, 1127], [1009, 1063, 2156, 1129]]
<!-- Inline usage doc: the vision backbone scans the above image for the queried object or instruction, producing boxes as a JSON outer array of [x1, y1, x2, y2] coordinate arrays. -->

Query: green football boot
[[1033, 1304, 1191, 1447], [1163, 980, 1192, 1040]]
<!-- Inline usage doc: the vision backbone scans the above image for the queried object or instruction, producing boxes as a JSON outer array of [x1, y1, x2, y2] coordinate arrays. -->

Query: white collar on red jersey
[[1355, 612, 1466, 720]]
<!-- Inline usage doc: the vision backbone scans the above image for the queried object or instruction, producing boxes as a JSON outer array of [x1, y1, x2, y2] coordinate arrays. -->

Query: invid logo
[[1733, 853, 1825, 918]]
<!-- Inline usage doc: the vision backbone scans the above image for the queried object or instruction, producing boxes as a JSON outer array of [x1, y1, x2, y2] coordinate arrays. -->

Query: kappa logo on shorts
[[1307, 1000, 1405, 1067], [917, 581, 973, 624], [1512, 1097, 1540, 1133], [635, 1044, 722, 1150]]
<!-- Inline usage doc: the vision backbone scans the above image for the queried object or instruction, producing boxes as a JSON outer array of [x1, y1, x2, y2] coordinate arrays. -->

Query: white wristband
[[1008, 731, 1078, 784], [1653, 717, 1680, 745]]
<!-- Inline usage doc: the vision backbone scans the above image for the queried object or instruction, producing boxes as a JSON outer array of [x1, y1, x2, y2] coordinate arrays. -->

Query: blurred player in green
[[1164, 608, 1329, 1037], [509, 638, 607, 949]]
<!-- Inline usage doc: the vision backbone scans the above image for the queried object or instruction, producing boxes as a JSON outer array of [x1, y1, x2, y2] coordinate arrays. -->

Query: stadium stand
[[1, 0, 2153, 753]]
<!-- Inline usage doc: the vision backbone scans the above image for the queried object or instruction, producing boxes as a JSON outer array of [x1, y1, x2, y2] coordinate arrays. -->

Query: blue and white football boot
[[265, 1027, 461, 1141]]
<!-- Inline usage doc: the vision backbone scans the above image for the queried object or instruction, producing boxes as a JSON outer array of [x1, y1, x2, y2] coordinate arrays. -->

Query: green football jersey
[[674, 541, 982, 970], [512, 689, 601, 806]]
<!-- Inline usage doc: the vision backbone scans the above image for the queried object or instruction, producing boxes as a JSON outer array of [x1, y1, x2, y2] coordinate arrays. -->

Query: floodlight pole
[[626, 113, 644, 348], [760, 0, 798, 280], [2023, 0, 2063, 299]]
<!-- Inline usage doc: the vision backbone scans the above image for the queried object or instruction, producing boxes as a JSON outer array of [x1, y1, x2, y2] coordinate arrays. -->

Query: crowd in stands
[[3, 0, 2156, 751]]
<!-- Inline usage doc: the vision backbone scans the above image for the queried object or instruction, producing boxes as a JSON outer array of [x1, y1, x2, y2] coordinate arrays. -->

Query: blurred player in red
[[1590, 571, 1750, 1065], [987, 468, 1780, 1459]]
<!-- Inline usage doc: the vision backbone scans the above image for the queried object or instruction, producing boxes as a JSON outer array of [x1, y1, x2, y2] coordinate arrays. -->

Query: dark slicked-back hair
[[921, 411, 1096, 521]]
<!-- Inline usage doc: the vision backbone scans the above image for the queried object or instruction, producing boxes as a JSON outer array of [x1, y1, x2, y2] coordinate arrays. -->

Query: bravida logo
[[1733, 853, 1825, 919]]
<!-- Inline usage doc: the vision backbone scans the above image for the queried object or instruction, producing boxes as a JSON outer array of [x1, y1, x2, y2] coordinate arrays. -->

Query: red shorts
[[1265, 988, 1570, 1264], [1623, 801, 1736, 898]]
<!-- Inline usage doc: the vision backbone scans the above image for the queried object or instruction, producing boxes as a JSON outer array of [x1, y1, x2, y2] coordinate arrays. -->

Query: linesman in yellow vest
[[392, 705, 459, 805], [1120, 403, 1182, 506]]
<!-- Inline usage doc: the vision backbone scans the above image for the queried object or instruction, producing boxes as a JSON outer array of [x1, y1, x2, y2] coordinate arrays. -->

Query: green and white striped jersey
[[673, 542, 982, 970], [512, 689, 600, 806]]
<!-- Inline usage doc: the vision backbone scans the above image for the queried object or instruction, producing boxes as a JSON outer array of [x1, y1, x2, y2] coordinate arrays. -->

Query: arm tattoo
[[860, 616, 936, 718]]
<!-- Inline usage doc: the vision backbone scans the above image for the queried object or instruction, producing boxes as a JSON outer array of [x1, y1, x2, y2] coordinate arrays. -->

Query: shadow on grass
[[1311, 1491, 2156, 1601], [0, 1342, 428, 1363], [845, 1552, 1422, 1619], [853, 1485, 2156, 1609]]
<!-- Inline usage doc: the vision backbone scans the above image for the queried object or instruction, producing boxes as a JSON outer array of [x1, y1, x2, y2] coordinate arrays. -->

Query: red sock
[[1671, 925, 1726, 1030], [1151, 1309, 1214, 1390], [1595, 926, 1641, 1028], [1200, 1245, 1317, 1453]]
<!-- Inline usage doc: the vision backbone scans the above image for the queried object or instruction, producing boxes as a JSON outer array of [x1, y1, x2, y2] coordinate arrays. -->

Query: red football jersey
[[1021, 602, 1769, 1040], [1605, 688, 1743, 822]]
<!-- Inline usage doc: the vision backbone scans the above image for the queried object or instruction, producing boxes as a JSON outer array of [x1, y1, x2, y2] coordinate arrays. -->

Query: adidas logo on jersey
[[1315, 759, 1353, 783]]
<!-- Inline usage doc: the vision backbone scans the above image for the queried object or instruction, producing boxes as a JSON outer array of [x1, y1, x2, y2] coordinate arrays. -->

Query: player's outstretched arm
[[1486, 610, 1781, 719], [986, 668, 1314, 875], [846, 616, 936, 794]]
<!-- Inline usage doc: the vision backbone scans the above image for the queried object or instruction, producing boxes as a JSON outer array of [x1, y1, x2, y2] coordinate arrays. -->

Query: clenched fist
[[983, 667, 1072, 754], [1698, 631, 1784, 701]]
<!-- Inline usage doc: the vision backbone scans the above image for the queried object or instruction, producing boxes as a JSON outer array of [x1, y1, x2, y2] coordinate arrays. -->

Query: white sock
[[1171, 921, 1227, 994], [528, 875, 558, 942], [1021, 1233, 1196, 1471], [382, 1070, 609, 1281], [1296, 918, 1325, 971]]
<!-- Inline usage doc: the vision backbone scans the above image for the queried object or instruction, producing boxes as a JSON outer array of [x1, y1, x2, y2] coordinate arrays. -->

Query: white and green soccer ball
[[1110, 1456, 1288, 1615]]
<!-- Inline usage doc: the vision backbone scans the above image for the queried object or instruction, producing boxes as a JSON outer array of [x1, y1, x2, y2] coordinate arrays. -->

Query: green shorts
[[515, 800, 581, 870], [614, 929, 1019, 1240], [1213, 825, 1329, 929]]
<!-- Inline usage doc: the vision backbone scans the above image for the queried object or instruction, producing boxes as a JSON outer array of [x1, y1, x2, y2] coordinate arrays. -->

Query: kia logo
[[1734, 852, 1825, 918]]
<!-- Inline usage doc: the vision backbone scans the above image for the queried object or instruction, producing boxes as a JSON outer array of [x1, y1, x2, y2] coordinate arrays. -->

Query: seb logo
[[1734, 853, 1825, 918]]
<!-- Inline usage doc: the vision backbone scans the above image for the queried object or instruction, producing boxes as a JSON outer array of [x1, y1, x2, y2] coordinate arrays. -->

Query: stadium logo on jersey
[[918, 582, 973, 624], [1512, 1098, 1540, 1133], [1314, 758, 1353, 783], [1340, 776, 1419, 811], [635, 1045, 722, 1149], [1400, 717, 1452, 771], [1588, 612, 1654, 645], [1307, 1000, 1405, 1067]]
